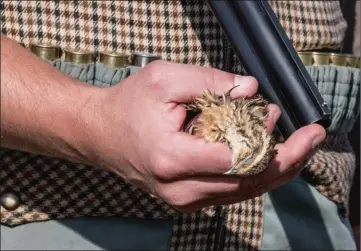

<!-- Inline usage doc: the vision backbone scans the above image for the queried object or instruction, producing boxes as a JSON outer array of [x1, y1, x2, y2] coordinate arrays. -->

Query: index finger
[[149, 61, 258, 103]]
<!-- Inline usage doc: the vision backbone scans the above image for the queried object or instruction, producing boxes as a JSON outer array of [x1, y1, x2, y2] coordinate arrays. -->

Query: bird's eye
[[244, 157, 253, 165]]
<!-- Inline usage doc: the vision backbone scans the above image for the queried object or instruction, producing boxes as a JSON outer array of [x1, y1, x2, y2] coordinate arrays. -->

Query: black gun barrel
[[206, 0, 332, 139]]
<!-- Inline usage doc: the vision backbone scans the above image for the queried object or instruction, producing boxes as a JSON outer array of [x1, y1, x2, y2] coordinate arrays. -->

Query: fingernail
[[312, 135, 325, 149], [233, 76, 254, 96]]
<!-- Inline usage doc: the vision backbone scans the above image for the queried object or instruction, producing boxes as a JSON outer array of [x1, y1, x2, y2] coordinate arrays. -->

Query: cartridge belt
[[20, 41, 361, 134], [298, 51, 360, 68], [21, 42, 361, 69], [25, 42, 162, 70]]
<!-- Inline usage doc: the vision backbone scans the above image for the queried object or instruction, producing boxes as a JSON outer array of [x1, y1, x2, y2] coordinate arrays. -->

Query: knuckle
[[151, 154, 176, 181], [143, 60, 167, 83], [146, 59, 165, 68], [169, 195, 191, 208], [249, 186, 267, 199], [246, 177, 268, 199], [159, 189, 191, 208]]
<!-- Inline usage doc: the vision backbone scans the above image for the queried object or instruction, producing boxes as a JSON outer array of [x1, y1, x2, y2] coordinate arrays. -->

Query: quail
[[184, 86, 278, 176]]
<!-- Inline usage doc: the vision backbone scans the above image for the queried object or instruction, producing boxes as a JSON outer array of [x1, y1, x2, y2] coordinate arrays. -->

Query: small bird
[[184, 86, 278, 176]]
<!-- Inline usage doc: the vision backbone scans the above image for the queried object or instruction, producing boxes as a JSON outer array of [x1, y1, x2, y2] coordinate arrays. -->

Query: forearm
[[0, 36, 100, 165]]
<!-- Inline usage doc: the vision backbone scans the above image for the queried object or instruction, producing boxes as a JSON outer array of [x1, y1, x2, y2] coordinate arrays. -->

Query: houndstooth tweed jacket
[[0, 1, 358, 250]]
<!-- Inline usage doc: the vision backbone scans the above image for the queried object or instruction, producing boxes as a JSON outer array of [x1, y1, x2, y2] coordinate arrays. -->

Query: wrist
[[75, 85, 132, 176], [39, 81, 103, 165]]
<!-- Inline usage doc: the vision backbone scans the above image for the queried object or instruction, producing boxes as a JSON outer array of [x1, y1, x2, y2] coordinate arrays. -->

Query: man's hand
[[1, 37, 326, 213], [85, 60, 326, 212]]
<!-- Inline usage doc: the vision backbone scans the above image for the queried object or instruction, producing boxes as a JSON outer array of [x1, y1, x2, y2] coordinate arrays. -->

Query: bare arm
[[0, 36, 99, 165]]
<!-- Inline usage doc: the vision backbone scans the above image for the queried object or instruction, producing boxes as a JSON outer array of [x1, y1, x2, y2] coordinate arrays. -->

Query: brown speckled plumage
[[184, 87, 278, 176]]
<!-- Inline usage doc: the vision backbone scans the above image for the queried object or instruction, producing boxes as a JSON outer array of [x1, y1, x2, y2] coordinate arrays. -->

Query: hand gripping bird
[[184, 86, 278, 176]]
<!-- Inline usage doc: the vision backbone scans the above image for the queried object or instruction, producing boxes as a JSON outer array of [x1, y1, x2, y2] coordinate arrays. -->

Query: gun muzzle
[[206, 0, 332, 139]]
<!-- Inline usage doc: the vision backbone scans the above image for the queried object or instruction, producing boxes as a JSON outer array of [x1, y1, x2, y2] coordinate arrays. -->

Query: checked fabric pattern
[[0, 1, 355, 250], [0, 146, 265, 251], [0, 0, 226, 69], [1, 0, 347, 63], [302, 134, 356, 216], [0, 148, 177, 225], [268, 1, 347, 51]]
